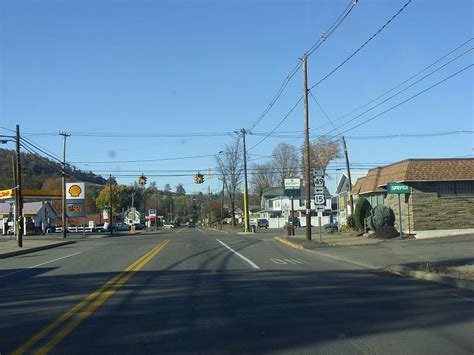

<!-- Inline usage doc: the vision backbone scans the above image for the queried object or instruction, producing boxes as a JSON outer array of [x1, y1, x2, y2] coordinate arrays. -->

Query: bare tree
[[250, 161, 279, 196], [302, 135, 341, 176], [271, 142, 300, 187], [216, 138, 243, 226]]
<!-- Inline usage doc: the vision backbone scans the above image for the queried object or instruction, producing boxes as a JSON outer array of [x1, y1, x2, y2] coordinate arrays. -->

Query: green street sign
[[387, 183, 411, 194]]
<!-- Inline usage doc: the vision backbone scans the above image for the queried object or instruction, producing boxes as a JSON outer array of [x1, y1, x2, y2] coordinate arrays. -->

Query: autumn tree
[[215, 139, 242, 226], [302, 135, 341, 176], [271, 142, 299, 187]]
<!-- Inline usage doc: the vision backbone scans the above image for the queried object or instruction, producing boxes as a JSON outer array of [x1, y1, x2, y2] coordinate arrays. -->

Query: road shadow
[[1, 266, 473, 354]]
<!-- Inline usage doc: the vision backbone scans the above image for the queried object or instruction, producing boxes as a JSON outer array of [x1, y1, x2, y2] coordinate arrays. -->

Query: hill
[[0, 148, 107, 190]]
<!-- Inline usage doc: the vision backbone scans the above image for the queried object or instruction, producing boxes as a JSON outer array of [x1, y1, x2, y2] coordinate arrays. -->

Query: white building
[[259, 187, 332, 229]]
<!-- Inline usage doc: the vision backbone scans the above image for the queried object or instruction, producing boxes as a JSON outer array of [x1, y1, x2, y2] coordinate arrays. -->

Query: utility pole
[[59, 132, 71, 238], [240, 128, 250, 233], [15, 125, 23, 247], [109, 174, 114, 235], [342, 136, 354, 216], [220, 177, 225, 230], [303, 54, 312, 241]]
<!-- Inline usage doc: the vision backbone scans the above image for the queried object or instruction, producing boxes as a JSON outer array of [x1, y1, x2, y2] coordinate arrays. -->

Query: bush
[[368, 205, 395, 231], [354, 197, 372, 231], [340, 224, 352, 233], [323, 223, 338, 234], [346, 215, 356, 229], [375, 225, 399, 239]]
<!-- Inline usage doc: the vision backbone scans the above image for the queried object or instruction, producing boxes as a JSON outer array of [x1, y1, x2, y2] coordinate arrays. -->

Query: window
[[437, 181, 474, 197]]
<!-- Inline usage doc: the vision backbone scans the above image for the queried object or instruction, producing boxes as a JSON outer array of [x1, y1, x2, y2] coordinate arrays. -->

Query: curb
[[386, 264, 474, 291], [274, 236, 305, 250], [0, 241, 76, 259]]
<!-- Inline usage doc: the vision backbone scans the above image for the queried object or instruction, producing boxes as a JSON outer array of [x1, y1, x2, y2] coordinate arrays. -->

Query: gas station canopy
[[0, 189, 62, 201]]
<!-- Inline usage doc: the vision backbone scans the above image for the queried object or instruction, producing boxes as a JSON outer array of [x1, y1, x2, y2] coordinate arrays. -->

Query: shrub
[[354, 197, 372, 231], [375, 225, 399, 239], [340, 224, 352, 233], [368, 205, 395, 231], [346, 215, 356, 229], [323, 223, 338, 234]]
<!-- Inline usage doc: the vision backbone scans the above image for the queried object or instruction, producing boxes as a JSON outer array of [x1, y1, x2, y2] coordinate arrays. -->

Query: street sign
[[312, 169, 324, 178], [314, 187, 324, 194], [284, 178, 301, 190], [315, 205, 324, 212], [387, 183, 411, 194], [314, 194, 325, 205]]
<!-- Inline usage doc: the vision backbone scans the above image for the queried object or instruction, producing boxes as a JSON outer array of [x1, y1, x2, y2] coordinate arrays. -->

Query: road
[[1, 227, 473, 354]]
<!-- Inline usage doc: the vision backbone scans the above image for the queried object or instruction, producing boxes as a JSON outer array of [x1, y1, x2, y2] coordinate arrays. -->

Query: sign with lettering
[[387, 183, 411, 194]]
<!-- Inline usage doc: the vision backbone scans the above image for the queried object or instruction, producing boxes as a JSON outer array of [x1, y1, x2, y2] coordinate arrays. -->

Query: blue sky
[[1, 0, 472, 194]]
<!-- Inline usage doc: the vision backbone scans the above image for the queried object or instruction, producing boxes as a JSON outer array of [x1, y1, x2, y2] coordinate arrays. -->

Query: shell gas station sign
[[66, 183, 86, 217]]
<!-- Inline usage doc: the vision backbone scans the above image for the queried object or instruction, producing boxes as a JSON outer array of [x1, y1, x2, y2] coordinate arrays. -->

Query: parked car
[[112, 223, 130, 231], [163, 223, 175, 229], [132, 223, 146, 230], [257, 218, 269, 229], [93, 223, 110, 232], [289, 216, 301, 228], [187, 221, 195, 228]]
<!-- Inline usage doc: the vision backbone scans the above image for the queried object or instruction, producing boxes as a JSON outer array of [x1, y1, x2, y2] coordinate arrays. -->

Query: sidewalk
[[274, 233, 474, 290], [0, 231, 135, 258], [275, 233, 474, 269], [0, 238, 76, 259]]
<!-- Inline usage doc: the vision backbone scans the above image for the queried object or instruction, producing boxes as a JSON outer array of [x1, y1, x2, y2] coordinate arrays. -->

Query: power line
[[316, 38, 473, 131], [308, 90, 341, 135], [319, 46, 473, 135], [307, 0, 356, 56], [249, 0, 357, 130], [20, 135, 62, 162], [309, 0, 412, 91], [335, 64, 473, 136], [71, 154, 218, 165], [22, 131, 234, 138], [248, 96, 303, 151]]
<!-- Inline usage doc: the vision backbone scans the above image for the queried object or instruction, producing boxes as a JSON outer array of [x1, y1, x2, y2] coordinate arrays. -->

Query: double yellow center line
[[13, 239, 171, 355]]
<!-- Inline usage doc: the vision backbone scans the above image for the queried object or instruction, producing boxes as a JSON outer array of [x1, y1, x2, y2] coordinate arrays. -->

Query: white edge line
[[216, 239, 260, 270], [449, 293, 474, 302], [0, 251, 83, 279]]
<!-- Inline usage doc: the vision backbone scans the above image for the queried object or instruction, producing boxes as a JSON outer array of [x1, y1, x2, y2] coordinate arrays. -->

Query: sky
[[1, 0, 472, 195]]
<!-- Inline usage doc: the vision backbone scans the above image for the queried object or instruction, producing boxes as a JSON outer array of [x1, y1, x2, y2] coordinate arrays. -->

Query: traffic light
[[138, 174, 147, 186], [194, 173, 204, 184]]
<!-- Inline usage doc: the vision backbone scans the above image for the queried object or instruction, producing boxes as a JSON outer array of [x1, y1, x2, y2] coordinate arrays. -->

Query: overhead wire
[[249, 0, 356, 130], [309, 0, 412, 91], [316, 37, 474, 130], [334, 64, 473, 136]]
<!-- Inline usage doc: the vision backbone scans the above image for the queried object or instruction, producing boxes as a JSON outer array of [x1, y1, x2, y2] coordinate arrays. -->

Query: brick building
[[352, 158, 474, 234]]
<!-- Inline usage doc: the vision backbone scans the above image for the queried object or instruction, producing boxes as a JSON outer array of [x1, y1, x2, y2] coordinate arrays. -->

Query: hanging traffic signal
[[194, 173, 204, 184], [138, 174, 147, 186]]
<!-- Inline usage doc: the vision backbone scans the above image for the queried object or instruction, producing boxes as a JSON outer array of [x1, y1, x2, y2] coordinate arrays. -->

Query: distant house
[[352, 158, 474, 235], [259, 186, 332, 228], [334, 170, 368, 224]]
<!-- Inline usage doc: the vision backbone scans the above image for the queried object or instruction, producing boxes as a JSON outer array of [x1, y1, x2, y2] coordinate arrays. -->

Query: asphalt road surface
[[1, 227, 473, 354]]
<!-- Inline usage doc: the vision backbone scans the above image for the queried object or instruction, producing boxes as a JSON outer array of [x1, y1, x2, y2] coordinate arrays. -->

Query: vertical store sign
[[66, 182, 86, 217]]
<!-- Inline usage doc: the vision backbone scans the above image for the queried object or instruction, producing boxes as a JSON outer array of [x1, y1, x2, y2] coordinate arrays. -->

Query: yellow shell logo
[[68, 184, 82, 198]]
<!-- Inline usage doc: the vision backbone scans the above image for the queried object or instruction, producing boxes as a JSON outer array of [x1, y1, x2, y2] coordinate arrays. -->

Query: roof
[[335, 170, 369, 194], [261, 187, 285, 198], [352, 158, 474, 194], [0, 202, 57, 215]]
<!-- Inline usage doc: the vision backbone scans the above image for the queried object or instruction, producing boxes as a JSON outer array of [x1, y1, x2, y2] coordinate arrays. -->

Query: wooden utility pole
[[303, 54, 312, 241], [109, 174, 114, 235], [241, 128, 250, 233], [342, 136, 354, 216], [15, 125, 23, 247], [59, 132, 71, 238]]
